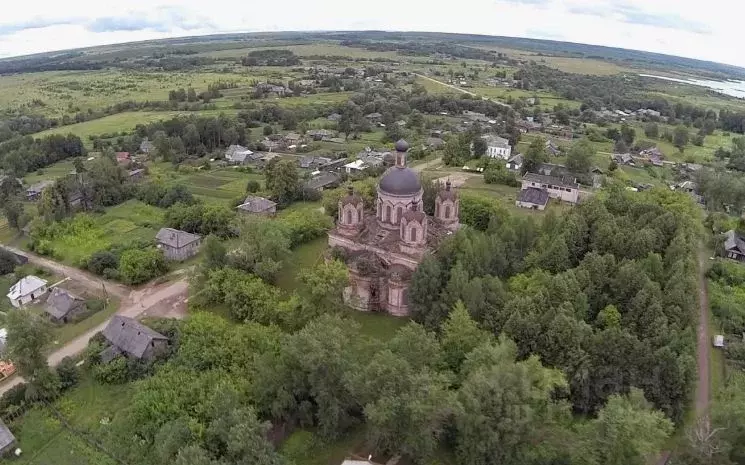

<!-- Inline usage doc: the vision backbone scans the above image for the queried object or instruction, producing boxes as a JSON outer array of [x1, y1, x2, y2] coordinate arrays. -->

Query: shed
[[714, 335, 725, 348], [45, 287, 86, 323]]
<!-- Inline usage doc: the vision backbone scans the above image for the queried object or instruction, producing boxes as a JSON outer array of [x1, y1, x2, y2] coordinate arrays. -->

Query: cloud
[[0, 17, 81, 35], [526, 28, 565, 40], [86, 7, 214, 33], [568, 1, 711, 34]]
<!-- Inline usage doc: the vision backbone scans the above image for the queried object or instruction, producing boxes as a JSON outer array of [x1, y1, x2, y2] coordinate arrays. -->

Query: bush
[[483, 165, 520, 187], [93, 356, 129, 384], [0, 382, 28, 418], [88, 250, 119, 275], [56, 357, 79, 390], [84, 337, 106, 366], [119, 248, 169, 285], [246, 180, 261, 193]]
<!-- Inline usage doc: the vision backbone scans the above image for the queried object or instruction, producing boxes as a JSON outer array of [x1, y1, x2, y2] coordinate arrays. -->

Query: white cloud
[[0, 0, 741, 68]]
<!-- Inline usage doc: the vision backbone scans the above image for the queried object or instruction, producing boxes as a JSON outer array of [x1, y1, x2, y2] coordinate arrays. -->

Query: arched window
[[396, 206, 402, 224], [386, 205, 392, 222], [377, 201, 382, 219], [410, 227, 417, 242], [357, 209, 361, 222], [435, 202, 440, 216], [445, 205, 451, 219], [345, 209, 352, 224]]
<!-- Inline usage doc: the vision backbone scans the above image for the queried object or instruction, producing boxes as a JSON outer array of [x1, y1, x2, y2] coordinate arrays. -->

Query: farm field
[[199, 43, 403, 60], [147, 163, 263, 204], [531, 56, 637, 76]]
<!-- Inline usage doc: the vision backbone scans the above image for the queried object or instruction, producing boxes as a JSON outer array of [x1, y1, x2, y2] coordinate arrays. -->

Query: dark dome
[[395, 139, 409, 152], [379, 166, 422, 196]]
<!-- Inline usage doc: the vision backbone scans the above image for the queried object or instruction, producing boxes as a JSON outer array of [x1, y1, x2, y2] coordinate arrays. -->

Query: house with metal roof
[[45, 287, 86, 323], [156, 228, 201, 261], [236, 196, 277, 216], [7, 275, 48, 308], [305, 172, 341, 191], [481, 134, 512, 159], [723, 230, 745, 263], [516, 187, 549, 210], [101, 315, 168, 363], [225, 145, 255, 164], [0, 419, 16, 456], [522, 173, 579, 204]]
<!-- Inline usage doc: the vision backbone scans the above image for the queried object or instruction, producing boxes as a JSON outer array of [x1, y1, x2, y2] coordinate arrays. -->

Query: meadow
[[147, 163, 264, 204]]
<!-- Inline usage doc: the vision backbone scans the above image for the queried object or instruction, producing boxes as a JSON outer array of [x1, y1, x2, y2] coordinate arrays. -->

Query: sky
[[0, 0, 742, 68]]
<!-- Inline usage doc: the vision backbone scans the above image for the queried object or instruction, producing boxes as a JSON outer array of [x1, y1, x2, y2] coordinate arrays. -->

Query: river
[[640, 74, 745, 99]]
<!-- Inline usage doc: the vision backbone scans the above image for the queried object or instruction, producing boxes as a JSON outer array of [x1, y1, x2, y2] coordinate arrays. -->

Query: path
[[2, 246, 129, 299], [695, 246, 711, 416], [412, 73, 512, 109], [0, 278, 188, 395]]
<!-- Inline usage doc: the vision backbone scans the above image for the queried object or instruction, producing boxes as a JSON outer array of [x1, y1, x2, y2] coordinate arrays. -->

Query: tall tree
[[566, 139, 595, 174], [5, 310, 57, 397], [522, 137, 548, 174], [265, 159, 300, 206]]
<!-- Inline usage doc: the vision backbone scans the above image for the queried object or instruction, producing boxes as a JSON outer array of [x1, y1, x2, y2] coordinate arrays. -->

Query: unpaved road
[[2, 246, 129, 298], [0, 278, 188, 395], [696, 247, 711, 416], [412, 73, 512, 109]]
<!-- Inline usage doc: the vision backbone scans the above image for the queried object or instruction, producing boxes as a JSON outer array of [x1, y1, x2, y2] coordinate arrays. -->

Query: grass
[[276, 237, 327, 294], [459, 176, 572, 217], [31, 200, 164, 265], [148, 163, 263, 204], [533, 56, 636, 76], [280, 428, 369, 465], [9, 374, 133, 465]]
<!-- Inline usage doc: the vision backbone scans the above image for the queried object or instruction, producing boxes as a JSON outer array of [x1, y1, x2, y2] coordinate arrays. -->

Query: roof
[[7, 275, 47, 300], [482, 134, 510, 149], [102, 315, 167, 359], [26, 179, 54, 193], [156, 228, 201, 249], [45, 287, 85, 319], [402, 209, 426, 222], [426, 137, 445, 147], [225, 145, 254, 162], [345, 160, 367, 170], [379, 167, 422, 196], [116, 152, 130, 161], [0, 419, 15, 451], [237, 196, 277, 213], [306, 172, 340, 190], [507, 153, 524, 165], [523, 172, 579, 190], [518, 187, 550, 206], [724, 230, 745, 254], [437, 181, 458, 201]]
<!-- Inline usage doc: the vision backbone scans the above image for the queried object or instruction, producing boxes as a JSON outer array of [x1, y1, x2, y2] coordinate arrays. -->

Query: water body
[[640, 74, 745, 99]]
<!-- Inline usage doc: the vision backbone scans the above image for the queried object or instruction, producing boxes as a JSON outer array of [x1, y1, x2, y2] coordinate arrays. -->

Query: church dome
[[379, 166, 421, 196]]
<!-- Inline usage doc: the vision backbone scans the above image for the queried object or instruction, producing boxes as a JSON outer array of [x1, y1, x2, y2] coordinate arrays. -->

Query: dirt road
[[696, 248, 711, 416], [2, 246, 129, 299], [0, 278, 188, 395], [412, 73, 512, 109]]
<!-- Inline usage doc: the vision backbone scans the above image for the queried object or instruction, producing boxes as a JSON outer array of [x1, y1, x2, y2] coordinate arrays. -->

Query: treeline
[[410, 183, 699, 422], [0, 133, 85, 176], [241, 49, 301, 66], [340, 39, 499, 62]]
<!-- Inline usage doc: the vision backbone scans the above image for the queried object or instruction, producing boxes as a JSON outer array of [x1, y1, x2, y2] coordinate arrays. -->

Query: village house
[[25, 180, 54, 201], [328, 140, 460, 316], [521, 172, 580, 204], [365, 112, 382, 123], [344, 159, 368, 174], [156, 228, 201, 261], [482, 134, 512, 159], [7, 275, 48, 308], [641, 147, 664, 166], [101, 315, 168, 363], [516, 187, 550, 210], [612, 153, 634, 165], [45, 287, 86, 323], [545, 140, 561, 156], [225, 144, 254, 164], [0, 419, 16, 457], [321, 158, 348, 171], [255, 83, 291, 97], [506, 153, 524, 171], [723, 230, 745, 262], [307, 129, 336, 141], [139, 138, 155, 154], [425, 137, 445, 150], [298, 156, 332, 170], [305, 171, 341, 191], [236, 196, 277, 216], [115, 152, 131, 164], [283, 132, 303, 146]]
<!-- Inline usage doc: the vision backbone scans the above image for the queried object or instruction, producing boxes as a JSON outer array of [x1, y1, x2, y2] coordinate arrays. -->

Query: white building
[[482, 134, 512, 159], [7, 276, 48, 308], [521, 173, 579, 204], [344, 159, 367, 174]]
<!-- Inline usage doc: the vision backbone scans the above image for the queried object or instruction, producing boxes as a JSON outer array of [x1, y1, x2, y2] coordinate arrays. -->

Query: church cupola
[[399, 200, 427, 247], [394, 139, 409, 167], [338, 185, 364, 234], [435, 180, 460, 231]]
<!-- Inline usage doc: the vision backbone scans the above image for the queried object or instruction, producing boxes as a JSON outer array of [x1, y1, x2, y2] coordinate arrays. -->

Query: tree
[[566, 139, 595, 174], [119, 248, 169, 285], [581, 389, 673, 465], [202, 235, 227, 271], [674, 125, 690, 151], [455, 339, 568, 465], [620, 123, 636, 146], [522, 137, 548, 174], [265, 159, 300, 205], [5, 310, 57, 396], [441, 301, 491, 373], [263, 125, 274, 136], [3, 199, 24, 230], [229, 217, 290, 282], [471, 136, 487, 158], [644, 122, 659, 139], [298, 260, 349, 316], [409, 255, 446, 330], [187, 87, 198, 102], [72, 157, 86, 174]]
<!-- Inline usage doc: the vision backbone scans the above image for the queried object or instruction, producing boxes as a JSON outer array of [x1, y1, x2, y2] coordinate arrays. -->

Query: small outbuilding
[[714, 335, 725, 348], [236, 196, 277, 216], [0, 419, 16, 457], [45, 287, 86, 323], [7, 275, 48, 308], [516, 187, 549, 211]]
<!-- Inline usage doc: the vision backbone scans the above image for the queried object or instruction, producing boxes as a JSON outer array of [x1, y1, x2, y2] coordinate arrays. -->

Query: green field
[[148, 163, 264, 204], [33, 200, 164, 265], [199, 43, 403, 60]]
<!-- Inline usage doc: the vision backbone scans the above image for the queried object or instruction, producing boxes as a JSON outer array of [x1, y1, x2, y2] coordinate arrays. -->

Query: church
[[327, 139, 460, 316]]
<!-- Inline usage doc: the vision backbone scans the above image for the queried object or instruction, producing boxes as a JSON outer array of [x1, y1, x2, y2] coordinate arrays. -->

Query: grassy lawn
[[459, 176, 572, 217], [148, 163, 263, 205], [8, 374, 133, 465], [30, 200, 164, 265], [280, 428, 369, 465], [276, 237, 327, 294], [533, 56, 636, 76]]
